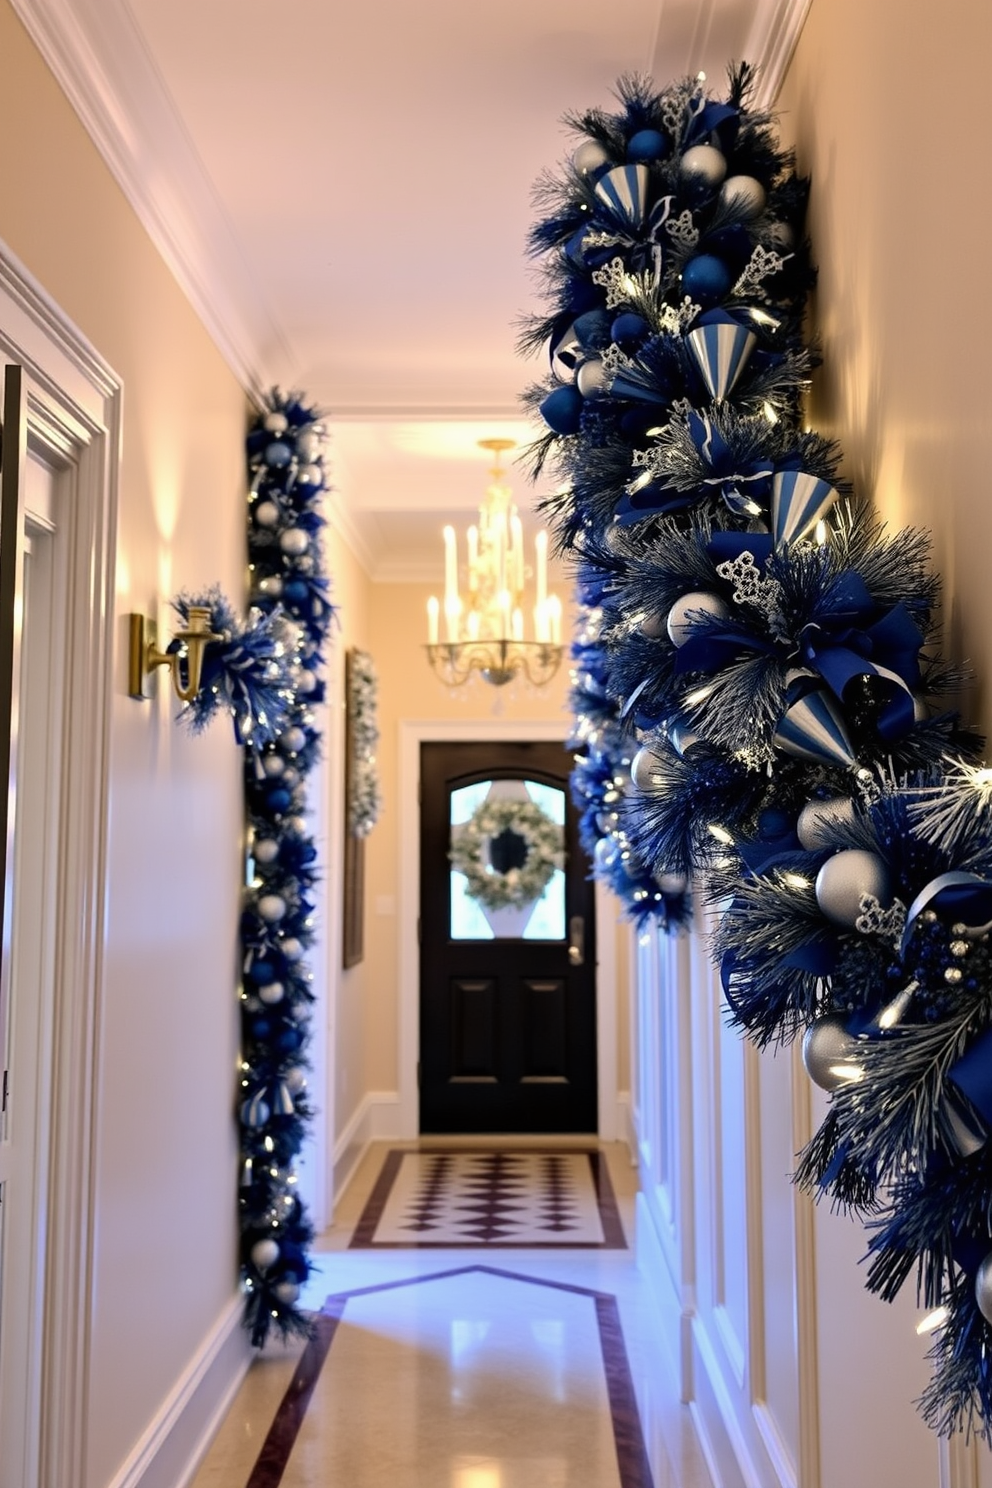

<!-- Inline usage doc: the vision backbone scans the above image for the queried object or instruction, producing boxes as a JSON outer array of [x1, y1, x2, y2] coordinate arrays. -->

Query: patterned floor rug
[[349, 1148, 627, 1248]]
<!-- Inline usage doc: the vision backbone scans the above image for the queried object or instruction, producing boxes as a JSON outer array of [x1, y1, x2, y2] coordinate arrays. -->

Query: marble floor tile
[[352, 1149, 624, 1248], [189, 1144, 714, 1488]]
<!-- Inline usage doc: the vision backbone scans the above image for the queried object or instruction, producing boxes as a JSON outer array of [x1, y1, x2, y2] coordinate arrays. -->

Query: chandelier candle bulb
[[427, 595, 439, 647], [443, 525, 458, 611], [536, 529, 548, 610], [510, 513, 524, 592], [467, 525, 479, 588], [512, 607, 524, 641], [548, 595, 563, 645]]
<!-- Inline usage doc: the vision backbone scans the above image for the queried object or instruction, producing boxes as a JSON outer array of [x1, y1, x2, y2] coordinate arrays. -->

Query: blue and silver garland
[[238, 390, 335, 1348], [170, 587, 295, 747], [346, 648, 382, 839], [525, 66, 992, 1436]]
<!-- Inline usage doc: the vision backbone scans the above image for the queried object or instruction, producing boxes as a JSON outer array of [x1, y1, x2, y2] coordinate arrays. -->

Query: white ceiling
[[13, 0, 809, 578]]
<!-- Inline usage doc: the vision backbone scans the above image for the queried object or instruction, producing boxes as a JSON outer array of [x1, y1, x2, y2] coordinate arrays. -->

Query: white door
[[0, 390, 67, 1488]]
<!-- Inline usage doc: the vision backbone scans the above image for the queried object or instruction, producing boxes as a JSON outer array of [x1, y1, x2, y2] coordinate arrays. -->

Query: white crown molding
[[328, 404, 525, 423], [9, 0, 290, 395], [744, 0, 813, 109], [323, 496, 378, 579]]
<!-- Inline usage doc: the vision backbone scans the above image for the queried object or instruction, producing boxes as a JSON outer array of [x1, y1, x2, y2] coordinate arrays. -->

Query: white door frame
[[0, 240, 120, 1488], [397, 718, 618, 1141]]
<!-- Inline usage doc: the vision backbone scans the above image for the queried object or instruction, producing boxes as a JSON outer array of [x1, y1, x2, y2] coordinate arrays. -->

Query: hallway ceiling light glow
[[425, 439, 563, 688]]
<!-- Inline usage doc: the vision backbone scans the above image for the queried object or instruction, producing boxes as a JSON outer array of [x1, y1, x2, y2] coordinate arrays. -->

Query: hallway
[[189, 1145, 713, 1488]]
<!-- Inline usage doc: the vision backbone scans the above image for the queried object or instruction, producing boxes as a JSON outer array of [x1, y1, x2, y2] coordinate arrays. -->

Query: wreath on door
[[449, 797, 565, 911]]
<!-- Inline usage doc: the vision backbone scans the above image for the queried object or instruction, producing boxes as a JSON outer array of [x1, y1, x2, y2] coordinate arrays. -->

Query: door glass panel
[[449, 778, 566, 941]]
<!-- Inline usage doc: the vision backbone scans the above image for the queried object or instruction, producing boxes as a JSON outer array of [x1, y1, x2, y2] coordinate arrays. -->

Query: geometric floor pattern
[[350, 1148, 627, 1248]]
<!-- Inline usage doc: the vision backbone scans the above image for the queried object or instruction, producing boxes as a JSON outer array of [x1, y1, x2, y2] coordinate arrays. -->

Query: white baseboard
[[635, 1191, 693, 1400], [106, 1293, 252, 1488], [332, 1090, 401, 1205], [615, 1091, 635, 1160]]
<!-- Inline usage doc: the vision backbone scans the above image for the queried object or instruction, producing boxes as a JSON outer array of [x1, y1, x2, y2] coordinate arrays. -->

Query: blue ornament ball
[[814, 849, 892, 928], [757, 806, 793, 839], [626, 128, 669, 163], [681, 255, 732, 305], [282, 579, 310, 607], [277, 1026, 304, 1054], [264, 441, 292, 468], [540, 385, 583, 435], [572, 308, 611, 347], [249, 958, 276, 985], [610, 312, 649, 348], [266, 786, 292, 815]]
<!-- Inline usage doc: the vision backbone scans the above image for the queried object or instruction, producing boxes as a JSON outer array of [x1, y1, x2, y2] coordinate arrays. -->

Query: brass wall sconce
[[128, 605, 221, 703]]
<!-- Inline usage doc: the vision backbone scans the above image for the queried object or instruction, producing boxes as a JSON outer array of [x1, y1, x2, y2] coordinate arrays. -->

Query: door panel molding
[[397, 720, 618, 1141], [0, 235, 120, 1488]]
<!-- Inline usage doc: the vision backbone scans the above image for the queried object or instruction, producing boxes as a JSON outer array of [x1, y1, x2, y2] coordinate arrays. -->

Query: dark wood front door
[[419, 740, 597, 1134]]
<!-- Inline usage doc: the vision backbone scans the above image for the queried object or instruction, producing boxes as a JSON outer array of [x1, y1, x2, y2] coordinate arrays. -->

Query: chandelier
[[425, 438, 563, 688]]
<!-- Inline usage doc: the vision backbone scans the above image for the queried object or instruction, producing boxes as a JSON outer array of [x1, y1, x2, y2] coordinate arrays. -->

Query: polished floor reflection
[[190, 1145, 714, 1488]]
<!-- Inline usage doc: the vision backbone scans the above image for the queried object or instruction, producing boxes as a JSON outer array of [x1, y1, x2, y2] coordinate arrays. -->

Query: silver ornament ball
[[295, 429, 321, 461], [666, 591, 730, 647], [719, 174, 767, 219], [257, 893, 287, 924], [796, 795, 857, 851], [669, 720, 704, 757], [680, 144, 727, 189], [802, 1015, 863, 1091], [576, 358, 608, 398], [630, 746, 665, 792], [258, 980, 285, 1006], [281, 727, 307, 754], [285, 1066, 307, 1095], [976, 1253, 992, 1326], [250, 1238, 280, 1271], [639, 611, 667, 639], [281, 936, 304, 961], [253, 837, 280, 865], [254, 500, 281, 528], [262, 754, 286, 778], [279, 527, 310, 557], [814, 849, 892, 928], [257, 576, 283, 598], [573, 139, 610, 176], [262, 412, 288, 434], [274, 1279, 301, 1305], [594, 836, 618, 871]]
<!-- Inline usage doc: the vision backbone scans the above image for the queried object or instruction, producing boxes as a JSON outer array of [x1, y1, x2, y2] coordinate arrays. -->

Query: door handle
[[568, 915, 585, 966]]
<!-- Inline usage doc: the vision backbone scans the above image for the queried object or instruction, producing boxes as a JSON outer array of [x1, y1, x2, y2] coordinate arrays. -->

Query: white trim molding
[[0, 232, 121, 1488], [397, 718, 618, 1141], [104, 1295, 252, 1488], [332, 1091, 402, 1203], [9, 0, 285, 393]]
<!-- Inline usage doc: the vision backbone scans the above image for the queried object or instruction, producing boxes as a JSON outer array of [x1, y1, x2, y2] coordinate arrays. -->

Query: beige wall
[[779, 0, 992, 736], [776, 0, 992, 1476], [0, 4, 251, 1485]]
